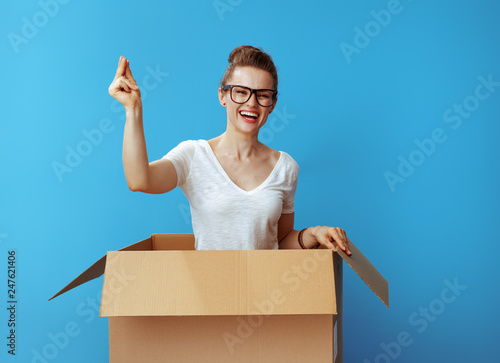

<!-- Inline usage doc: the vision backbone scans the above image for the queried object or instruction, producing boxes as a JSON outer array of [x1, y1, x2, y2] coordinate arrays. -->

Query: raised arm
[[108, 56, 177, 194]]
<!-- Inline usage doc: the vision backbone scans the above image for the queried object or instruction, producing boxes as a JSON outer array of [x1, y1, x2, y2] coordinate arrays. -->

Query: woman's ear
[[218, 88, 226, 107]]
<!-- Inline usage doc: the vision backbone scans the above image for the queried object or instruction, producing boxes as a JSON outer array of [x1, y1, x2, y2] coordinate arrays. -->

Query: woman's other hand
[[305, 226, 352, 256]]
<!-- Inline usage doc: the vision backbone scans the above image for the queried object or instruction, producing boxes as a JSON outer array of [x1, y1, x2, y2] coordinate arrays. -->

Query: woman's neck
[[213, 129, 262, 160]]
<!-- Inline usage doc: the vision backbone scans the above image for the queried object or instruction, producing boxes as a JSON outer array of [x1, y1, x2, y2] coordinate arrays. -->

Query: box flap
[[100, 249, 338, 317], [336, 238, 389, 307], [48, 237, 153, 301]]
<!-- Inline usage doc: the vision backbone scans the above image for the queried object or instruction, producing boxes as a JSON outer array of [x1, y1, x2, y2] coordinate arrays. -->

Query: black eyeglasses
[[222, 85, 278, 107]]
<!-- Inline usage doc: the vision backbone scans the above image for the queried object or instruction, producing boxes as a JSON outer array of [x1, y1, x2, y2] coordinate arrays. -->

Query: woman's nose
[[245, 91, 258, 106]]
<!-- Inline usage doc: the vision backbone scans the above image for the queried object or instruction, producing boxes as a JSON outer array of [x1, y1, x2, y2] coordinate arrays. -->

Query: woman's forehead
[[229, 66, 274, 89]]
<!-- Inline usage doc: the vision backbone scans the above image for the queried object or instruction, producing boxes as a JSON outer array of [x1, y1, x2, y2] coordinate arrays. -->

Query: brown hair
[[220, 45, 278, 91]]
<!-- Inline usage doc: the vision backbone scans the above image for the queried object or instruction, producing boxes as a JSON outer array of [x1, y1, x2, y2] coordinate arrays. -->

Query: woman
[[108, 45, 351, 254]]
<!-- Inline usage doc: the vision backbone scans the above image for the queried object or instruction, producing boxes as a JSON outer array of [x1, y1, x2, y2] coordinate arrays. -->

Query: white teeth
[[240, 111, 258, 118]]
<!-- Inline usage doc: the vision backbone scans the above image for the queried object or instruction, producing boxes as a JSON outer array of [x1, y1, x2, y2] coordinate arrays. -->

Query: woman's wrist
[[300, 226, 321, 249], [125, 100, 143, 115], [125, 102, 143, 123]]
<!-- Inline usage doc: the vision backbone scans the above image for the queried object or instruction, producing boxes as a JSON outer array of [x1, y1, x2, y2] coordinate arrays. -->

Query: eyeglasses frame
[[222, 85, 278, 107]]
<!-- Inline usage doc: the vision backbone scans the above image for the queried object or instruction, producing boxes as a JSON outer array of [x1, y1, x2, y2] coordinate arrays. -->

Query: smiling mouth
[[239, 111, 259, 121]]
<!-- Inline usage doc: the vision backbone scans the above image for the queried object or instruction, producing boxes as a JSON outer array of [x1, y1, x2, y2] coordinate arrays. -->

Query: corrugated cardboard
[[50, 234, 388, 362]]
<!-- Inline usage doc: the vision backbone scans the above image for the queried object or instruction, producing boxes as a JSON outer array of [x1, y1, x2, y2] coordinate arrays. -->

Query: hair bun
[[221, 45, 278, 90], [228, 45, 261, 64]]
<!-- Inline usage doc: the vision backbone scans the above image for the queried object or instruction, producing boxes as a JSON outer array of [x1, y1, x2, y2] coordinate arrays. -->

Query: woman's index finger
[[114, 56, 126, 80], [125, 60, 134, 81]]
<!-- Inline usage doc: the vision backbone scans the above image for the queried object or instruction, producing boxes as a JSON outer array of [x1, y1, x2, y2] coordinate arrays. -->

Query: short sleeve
[[281, 154, 299, 214], [162, 140, 196, 186]]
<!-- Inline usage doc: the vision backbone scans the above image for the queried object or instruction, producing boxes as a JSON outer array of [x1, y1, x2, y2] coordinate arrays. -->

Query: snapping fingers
[[113, 56, 127, 82]]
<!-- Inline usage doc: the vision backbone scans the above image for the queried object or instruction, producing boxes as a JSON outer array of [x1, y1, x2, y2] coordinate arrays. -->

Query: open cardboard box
[[50, 234, 388, 363]]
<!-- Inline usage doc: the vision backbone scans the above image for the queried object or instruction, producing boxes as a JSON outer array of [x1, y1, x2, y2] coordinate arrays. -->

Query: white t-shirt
[[163, 139, 299, 250]]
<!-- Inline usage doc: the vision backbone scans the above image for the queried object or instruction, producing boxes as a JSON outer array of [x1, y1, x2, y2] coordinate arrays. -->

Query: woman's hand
[[108, 56, 141, 109], [304, 226, 352, 256]]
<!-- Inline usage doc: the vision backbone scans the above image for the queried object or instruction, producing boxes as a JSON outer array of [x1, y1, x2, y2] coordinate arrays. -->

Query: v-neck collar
[[202, 140, 283, 195]]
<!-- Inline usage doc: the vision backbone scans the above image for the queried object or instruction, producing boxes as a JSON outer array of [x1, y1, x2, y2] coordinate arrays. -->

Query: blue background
[[2, 0, 499, 362]]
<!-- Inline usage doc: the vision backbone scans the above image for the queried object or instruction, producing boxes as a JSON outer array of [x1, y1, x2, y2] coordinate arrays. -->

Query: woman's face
[[218, 66, 277, 137]]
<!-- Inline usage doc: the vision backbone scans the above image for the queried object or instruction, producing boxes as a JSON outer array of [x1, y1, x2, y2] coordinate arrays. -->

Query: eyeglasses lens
[[230, 86, 275, 107]]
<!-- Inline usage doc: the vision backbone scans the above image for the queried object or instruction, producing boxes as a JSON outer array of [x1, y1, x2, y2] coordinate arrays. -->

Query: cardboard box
[[50, 234, 388, 363]]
